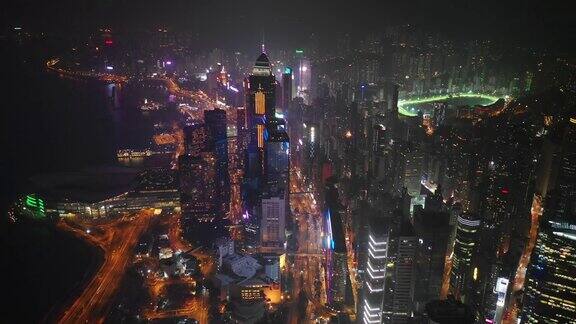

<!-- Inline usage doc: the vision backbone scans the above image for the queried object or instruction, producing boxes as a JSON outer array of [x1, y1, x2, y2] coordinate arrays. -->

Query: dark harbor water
[[0, 45, 163, 322], [0, 220, 103, 323]]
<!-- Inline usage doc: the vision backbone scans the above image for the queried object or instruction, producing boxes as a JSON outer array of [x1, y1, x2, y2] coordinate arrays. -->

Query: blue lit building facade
[[264, 125, 290, 194], [260, 122, 290, 251], [324, 177, 349, 307]]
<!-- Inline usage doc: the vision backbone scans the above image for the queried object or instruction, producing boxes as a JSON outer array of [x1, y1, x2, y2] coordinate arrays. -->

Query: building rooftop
[[133, 168, 178, 193], [223, 253, 262, 278], [414, 210, 450, 229], [252, 53, 272, 76], [254, 53, 270, 67], [399, 220, 416, 237], [31, 166, 139, 203]]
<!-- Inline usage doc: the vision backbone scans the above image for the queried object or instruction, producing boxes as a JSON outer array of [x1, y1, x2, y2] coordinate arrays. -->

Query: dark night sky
[[2, 0, 575, 53]]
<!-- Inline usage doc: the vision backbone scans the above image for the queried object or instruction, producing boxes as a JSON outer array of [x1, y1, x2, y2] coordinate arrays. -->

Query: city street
[[57, 210, 155, 324], [503, 194, 543, 323], [137, 211, 215, 323], [287, 166, 332, 323]]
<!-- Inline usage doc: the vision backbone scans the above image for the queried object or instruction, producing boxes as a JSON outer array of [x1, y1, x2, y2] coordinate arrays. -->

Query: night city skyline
[[1, 1, 575, 324]]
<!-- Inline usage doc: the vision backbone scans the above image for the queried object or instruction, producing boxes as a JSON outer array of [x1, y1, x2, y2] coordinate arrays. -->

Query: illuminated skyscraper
[[330, 249, 349, 306], [264, 126, 290, 194], [403, 143, 425, 197], [521, 120, 576, 323], [243, 52, 277, 203], [480, 266, 510, 323], [521, 217, 576, 323], [361, 220, 390, 324], [184, 124, 208, 157], [295, 52, 311, 104], [258, 119, 290, 250], [325, 178, 349, 307], [243, 52, 285, 248], [205, 108, 230, 213], [180, 123, 218, 227], [245, 52, 276, 150], [260, 196, 286, 251], [392, 222, 416, 323], [178, 153, 216, 222], [450, 212, 480, 301], [281, 67, 293, 113], [236, 107, 247, 168], [325, 208, 349, 305]]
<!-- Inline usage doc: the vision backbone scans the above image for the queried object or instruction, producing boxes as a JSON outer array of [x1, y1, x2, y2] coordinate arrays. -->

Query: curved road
[[57, 210, 155, 324]]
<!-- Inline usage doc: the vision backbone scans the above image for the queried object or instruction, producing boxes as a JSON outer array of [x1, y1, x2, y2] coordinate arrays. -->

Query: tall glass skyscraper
[[243, 52, 277, 208], [260, 126, 290, 251], [450, 212, 480, 301], [264, 127, 290, 194], [280, 67, 293, 113], [521, 120, 576, 323], [178, 152, 216, 222], [521, 221, 576, 323], [324, 178, 349, 308], [392, 222, 416, 322], [205, 108, 230, 214], [414, 211, 450, 312], [244, 52, 276, 152]]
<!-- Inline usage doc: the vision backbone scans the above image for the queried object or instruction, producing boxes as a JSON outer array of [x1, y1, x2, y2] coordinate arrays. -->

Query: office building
[[325, 177, 350, 307], [260, 125, 290, 251], [184, 123, 208, 157], [281, 67, 293, 113], [450, 213, 480, 302], [244, 51, 276, 149], [243, 52, 277, 207], [325, 209, 348, 307], [264, 126, 290, 193], [521, 120, 576, 323], [403, 143, 425, 197], [236, 107, 247, 168], [260, 196, 286, 250], [40, 168, 180, 219], [330, 250, 349, 306], [361, 219, 390, 324], [413, 211, 450, 312], [295, 56, 311, 104], [521, 217, 576, 323], [178, 153, 217, 222], [392, 222, 417, 323], [205, 108, 231, 213]]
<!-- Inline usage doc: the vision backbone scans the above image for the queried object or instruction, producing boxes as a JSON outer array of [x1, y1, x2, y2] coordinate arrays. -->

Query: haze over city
[[1, 1, 575, 324]]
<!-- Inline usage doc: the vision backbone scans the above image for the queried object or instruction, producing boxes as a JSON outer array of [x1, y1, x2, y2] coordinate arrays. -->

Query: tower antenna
[[261, 31, 266, 53]]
